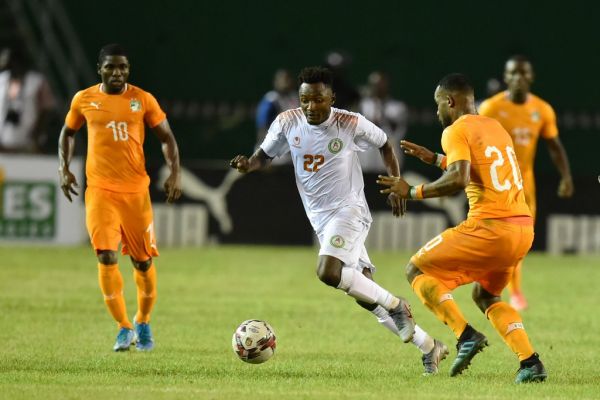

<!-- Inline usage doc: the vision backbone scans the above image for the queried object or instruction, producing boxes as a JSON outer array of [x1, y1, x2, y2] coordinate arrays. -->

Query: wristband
[[434, 153, 447, 170], [409, 186, 417, 199], [408, 184, 424, 200], [415, 184, 424, 199]]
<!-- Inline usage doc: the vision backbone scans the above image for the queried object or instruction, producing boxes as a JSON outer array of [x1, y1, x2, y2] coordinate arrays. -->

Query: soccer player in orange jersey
[[58, 44, 182, 352], [377, 73, 546, 383], [479, 55, 574, 310]]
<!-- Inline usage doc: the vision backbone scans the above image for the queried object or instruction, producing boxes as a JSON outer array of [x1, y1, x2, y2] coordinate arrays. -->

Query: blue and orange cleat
[[449, 330, 488, 376], [134, 321, 154, 351], [515, 353, 547, 383], [113, 327, 135, 352]]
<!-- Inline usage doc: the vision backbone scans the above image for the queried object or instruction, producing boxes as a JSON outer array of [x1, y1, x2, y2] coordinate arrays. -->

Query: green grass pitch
[[1, 246, 599, 399]]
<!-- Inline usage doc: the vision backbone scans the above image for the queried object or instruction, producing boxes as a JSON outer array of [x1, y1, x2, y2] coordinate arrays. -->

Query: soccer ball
[[231, 319, 277, 364]]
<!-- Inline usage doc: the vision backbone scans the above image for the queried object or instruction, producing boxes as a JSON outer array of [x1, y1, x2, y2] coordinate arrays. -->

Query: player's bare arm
[[377, 160, 469, 199], [378, 139, 405, 217], [152, 119, 182, 203], [400, 140, 436, 165], [400, 140, 449, 169], [229, 148, 272, 173], [58, 125, 79, 202], [545, 136, 574, 198]]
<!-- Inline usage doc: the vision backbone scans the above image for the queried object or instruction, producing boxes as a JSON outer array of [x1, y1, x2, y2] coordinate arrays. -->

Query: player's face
[[98, 55, 130, 93], [504, 60, 533, 94], [299, 82, 334, 125], [434, 86, 453, 128]]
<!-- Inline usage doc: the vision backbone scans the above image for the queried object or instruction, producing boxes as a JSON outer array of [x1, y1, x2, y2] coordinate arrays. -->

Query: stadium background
[[1, 0, 598, 252]]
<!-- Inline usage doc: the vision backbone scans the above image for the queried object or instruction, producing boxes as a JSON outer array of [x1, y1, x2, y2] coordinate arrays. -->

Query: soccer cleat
[[388, 297, 416, 343], [422, 339, 450, 376], [510, 293, 529, 311], [113, 327, 135, 352], [449, 330, 488, 376], [515, 358, 547, 383], [134, 320, 155, 351]]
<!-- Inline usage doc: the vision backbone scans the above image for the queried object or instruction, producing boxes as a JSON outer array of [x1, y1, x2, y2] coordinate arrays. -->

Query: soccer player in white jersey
[[230, 66, 448, 375]]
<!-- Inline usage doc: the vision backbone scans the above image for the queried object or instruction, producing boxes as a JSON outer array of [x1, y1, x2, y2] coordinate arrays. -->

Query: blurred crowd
[[0, 45, 56, 154]]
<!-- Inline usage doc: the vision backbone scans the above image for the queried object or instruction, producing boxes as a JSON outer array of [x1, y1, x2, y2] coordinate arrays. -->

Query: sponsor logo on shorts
[[330, 234, 345, 248], [328, 138, 343, 154]]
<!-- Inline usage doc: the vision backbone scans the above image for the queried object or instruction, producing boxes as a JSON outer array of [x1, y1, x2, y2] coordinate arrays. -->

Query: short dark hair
[[98, 43, 128, 64], [438, 73, 474, 94], [298, 66, 333, 87]]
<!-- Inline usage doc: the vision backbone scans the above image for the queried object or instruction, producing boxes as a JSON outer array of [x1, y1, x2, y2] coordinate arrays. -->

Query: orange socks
[[509, 260, 523, 295], [411, 274, 467, 338], [97, 264, 132, 329], [134, 264, 157, 324], [486, 302, 534, 361]]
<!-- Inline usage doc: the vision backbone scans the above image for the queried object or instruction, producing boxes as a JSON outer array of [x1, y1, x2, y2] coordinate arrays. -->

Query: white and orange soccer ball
[[231, 319, 277, 364]]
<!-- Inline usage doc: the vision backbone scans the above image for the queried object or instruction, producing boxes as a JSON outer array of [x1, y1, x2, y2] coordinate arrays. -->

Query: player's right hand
[[229, 155, 250, 173], [59, 168, 79, 202], [400, 140, 436, 165]]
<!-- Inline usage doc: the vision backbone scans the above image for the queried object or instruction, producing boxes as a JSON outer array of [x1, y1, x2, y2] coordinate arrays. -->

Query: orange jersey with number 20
[[441, 114, 531, 220]]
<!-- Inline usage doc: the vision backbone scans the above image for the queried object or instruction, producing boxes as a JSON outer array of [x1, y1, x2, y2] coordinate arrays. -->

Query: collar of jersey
[[98, 83, 128, 95], [306, 108, 336, 131], [503, 90, 531, 105]]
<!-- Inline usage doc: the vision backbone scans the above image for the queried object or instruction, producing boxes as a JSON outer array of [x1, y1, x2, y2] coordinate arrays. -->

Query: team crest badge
[[330, 235, 345, 248], [328, 138, 343, 154], [130, 99, 141, 112], [531, 111, 540, 122]]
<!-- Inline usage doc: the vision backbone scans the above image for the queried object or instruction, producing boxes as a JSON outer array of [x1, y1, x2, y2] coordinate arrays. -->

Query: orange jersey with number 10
[[441, 114, 531, 220], [65, 84, 166, 193]]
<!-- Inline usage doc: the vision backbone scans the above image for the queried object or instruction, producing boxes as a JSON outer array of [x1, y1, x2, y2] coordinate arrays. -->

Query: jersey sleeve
[[143, 91, 167, 128], [64, 91, 85, 131], [354, 114, 387, 150], [441, 125, 471, 165], [540, 102, 558, 139], [260, 113, 290, 158]]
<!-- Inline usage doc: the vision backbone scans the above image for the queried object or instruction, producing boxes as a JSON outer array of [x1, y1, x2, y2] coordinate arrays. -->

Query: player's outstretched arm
[[378, 139, 405, 217], [545, 136, 574, 198], [58, 125, 79, 202], [229, 148, 272, 174], [377, 160, 469, 200], [400, 140, 447, 170], [152, 119, 182, 203]]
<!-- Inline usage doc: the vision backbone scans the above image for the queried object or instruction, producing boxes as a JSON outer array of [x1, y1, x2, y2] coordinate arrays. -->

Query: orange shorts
[[410, 217, 533, 296], [85, 187, 158, 260]]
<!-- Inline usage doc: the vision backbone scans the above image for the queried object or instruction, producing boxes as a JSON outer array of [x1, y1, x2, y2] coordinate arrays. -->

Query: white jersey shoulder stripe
[[332, 108, 359, 133]]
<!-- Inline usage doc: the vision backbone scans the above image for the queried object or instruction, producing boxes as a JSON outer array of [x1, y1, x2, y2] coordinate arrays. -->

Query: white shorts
[[316, 206, 375, 272]]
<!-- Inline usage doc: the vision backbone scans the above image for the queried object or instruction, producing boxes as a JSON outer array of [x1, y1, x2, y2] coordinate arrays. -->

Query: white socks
[[371, 305, 434, 354], [337, 267, 395, 310]]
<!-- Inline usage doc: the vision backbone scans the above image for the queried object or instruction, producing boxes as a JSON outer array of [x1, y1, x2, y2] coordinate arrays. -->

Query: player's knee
[[316, 257, 342, 287], [472, 284, 501, 313], [97, 250, 118, 265], [405, 262, 422, 284], [132, 257, 152, 272]]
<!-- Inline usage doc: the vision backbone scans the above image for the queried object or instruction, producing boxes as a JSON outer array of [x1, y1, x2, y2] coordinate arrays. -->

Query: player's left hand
[[558, 176, 574, 198], [164, 171, 182, 203], [386, 192, 406, 217], [377, 175, 411, 199]]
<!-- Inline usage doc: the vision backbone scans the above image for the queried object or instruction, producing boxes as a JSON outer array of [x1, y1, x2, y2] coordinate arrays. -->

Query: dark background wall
[[63, 0, 599, 177]]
